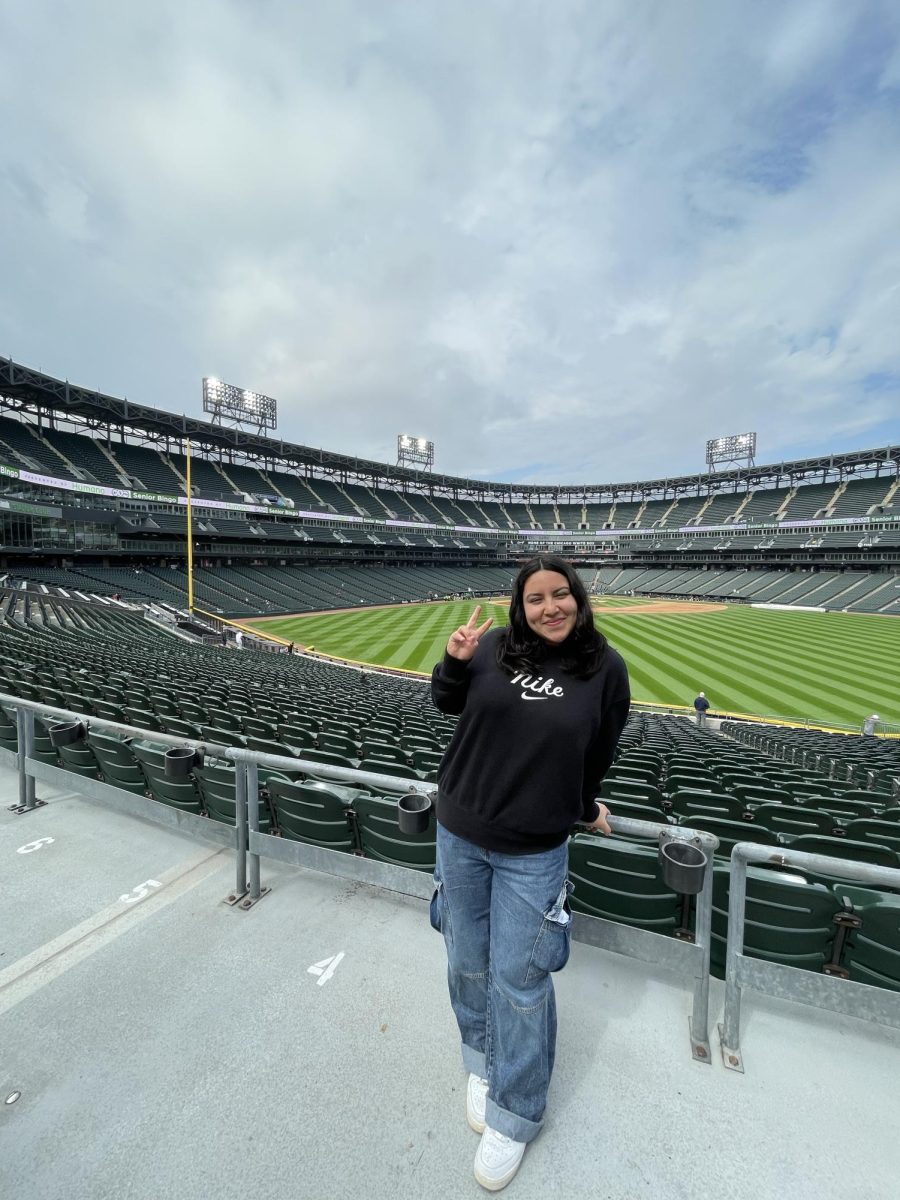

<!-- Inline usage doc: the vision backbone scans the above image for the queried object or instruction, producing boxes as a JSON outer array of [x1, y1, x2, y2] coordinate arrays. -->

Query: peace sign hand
[[446, 605, 494, 662]]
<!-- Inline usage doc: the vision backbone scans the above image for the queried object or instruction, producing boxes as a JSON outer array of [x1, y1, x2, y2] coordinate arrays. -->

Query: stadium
[[1, 356, 899, 1197]]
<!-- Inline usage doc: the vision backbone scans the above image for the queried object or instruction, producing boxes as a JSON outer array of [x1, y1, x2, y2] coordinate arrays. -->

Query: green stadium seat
[[804, 795, 879, 822], [317, 734, 361, 759], [789, 836, 899, 872], [191, 759, 275, 831], [411, 749, 443, 776], [277, 724, 316, 750], [732, 784, 792, 808], [353, 794, 436, 871], [568, 833, 684, 935], [267, 779, 357, 851], [603, 793, 667, 820], [200, 725, 247, 748], [132, 740, 202, 813], [300, 748, 359, 771], [242, 717, 278, 739], [668, 791, 748, 823], [0, 705, 18, 752], [752, 804, 836, 840], [835, 886, 900, 992], [844, 820, 900, 856], [709, 863, 841, 980], [676, 817, 779, 860], [599, 779, 665, 809], [161, 717, 204, 740], [55, 738, 102, 780], [361, 758, 421, 782], [87, 731, 146, 793], [360, 741, 407, 765]]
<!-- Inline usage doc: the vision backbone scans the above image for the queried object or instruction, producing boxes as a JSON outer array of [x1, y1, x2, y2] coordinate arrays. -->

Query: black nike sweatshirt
[[430, 628, 631, 853]]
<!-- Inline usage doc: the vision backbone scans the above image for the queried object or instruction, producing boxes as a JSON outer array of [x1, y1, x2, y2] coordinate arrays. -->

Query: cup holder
[[164, 746, 203, 779], [397, 792, 434, 835], [49, 720, 86, 748], [659, 836, 709, 895]]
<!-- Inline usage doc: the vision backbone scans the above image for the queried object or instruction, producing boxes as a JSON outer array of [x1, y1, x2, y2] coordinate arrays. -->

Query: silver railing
[[720, 842, 900, 1072], [3, 691, 716, 1059]]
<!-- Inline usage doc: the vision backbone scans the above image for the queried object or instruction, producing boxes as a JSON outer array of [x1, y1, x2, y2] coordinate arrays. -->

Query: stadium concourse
[[1, 592, 900, 1197]]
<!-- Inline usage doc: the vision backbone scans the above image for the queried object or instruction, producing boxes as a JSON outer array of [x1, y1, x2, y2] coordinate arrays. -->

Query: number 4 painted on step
[[308, 952, 344, 986]]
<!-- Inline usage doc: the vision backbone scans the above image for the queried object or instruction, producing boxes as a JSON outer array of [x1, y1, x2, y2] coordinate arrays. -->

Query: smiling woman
[[427, 554, 631, 1188]]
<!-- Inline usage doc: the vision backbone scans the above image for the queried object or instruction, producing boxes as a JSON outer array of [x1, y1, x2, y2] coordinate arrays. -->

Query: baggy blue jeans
[[431, 822, 573, 1143]]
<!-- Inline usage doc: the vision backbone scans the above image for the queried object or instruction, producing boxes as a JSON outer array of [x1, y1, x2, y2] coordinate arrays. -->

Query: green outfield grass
[[250, 600, 900, 728]]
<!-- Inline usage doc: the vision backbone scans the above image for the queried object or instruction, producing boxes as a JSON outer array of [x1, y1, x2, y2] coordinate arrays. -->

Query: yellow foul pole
[[185, 439, 194, 612]]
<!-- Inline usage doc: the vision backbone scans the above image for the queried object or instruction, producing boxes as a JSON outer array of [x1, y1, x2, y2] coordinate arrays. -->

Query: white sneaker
[[474, 1125, 527, 1191], [466, 1073, 489, 1133]]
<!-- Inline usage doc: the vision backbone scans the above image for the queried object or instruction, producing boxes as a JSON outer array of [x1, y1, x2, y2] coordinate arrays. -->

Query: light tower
[[705, 432, 757, 472], [203, 376, 278, 436], [397, 434, 434, 471]]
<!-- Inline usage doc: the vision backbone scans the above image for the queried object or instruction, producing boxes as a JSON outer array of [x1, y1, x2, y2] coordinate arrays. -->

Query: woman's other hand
[[586, 802, 612, 835], [447, 605, 494, 661]]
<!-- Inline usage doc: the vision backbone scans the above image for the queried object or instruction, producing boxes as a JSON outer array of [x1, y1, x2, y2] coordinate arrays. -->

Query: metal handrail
[[720, 842, 900, 1071]]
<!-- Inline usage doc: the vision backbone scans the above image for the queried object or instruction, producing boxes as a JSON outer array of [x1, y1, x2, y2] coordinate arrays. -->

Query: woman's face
[[522, 569, 579, 644]]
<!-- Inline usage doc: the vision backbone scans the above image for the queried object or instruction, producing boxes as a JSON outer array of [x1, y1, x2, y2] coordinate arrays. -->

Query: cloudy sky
[[2, 1, 899, 485]]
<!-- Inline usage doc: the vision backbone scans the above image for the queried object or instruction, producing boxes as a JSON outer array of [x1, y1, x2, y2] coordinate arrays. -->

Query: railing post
[[15, 706, 37, 810], [15, 705, 27, 809], [689, 845, 714, 1063], [245, 759, 266, 906], [232, 759, 248, 903], [720, 847, 748, 1071]]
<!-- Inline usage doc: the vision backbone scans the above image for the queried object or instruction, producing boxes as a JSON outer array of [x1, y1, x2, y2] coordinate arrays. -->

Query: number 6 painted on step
[[120, 879, 162, 904], [17, 837, 55, 854]]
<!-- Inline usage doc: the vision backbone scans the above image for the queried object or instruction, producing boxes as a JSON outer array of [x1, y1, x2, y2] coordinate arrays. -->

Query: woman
[[430, 555, 630, 1192]]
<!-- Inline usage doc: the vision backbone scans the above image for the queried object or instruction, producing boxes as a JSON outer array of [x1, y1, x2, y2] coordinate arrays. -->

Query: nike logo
[[522, 694, 549, 701]]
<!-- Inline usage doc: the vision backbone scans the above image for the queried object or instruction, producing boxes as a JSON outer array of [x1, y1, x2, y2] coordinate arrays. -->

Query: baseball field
[[249, 596, 900, 729]]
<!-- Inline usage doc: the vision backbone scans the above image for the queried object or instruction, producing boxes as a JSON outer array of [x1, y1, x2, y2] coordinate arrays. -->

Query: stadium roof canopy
[[2, 357, 898, 498]]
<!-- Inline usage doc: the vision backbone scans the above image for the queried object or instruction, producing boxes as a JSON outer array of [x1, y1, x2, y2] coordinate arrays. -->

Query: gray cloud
[[1, 0, 899, 485]]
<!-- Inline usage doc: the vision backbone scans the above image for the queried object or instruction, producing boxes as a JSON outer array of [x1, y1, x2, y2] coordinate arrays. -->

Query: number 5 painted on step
[[120, 879, 162, 904]]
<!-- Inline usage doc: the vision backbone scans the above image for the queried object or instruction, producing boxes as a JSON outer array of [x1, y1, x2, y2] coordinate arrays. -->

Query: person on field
[[693, 692, 710, 726], [862, 713, 879, 736], [430, 554, 630, 1191]]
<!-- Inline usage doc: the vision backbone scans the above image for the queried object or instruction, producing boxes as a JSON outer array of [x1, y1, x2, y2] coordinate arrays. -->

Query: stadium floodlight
[[397, 433, 434, 470], [706, 432, 757, 471], [203, 376, 277, 434]]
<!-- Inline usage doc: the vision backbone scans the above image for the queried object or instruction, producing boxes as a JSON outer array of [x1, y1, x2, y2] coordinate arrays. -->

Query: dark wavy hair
[[496, 555, 608, 680]]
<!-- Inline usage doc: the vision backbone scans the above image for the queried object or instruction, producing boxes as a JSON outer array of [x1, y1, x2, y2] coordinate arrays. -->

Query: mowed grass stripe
[[603, 614, 892, 722], [601, 611, 896, 723]]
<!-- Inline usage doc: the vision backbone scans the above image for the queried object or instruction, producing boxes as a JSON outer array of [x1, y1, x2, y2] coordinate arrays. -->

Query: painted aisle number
[[17, 837, 55, 854], [120, 880, 162, 904], [308, 952, 344, 986]]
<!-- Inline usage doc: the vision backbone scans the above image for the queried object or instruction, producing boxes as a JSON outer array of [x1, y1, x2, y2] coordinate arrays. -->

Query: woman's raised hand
[[446, 605, 494, 661]]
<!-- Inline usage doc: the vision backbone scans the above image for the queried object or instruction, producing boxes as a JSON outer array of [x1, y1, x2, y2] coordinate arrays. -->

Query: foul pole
[[185, 439, 194, 612]]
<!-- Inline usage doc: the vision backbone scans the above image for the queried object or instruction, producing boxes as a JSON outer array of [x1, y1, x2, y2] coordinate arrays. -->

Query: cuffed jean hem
[[485, 1097, 543, 1144], [462, 1043, 487, 1081]]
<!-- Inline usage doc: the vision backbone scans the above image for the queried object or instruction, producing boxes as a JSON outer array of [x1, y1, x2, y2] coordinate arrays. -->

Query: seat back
[[668, 791, 747, 822], [710, 863, 841, 979], [268, 779, 357, 852], [752, 804, 835, 839], [676, 817, 779, 860], [353, 794, 435, 871], [836, 886, 900, 991], [568, 834, 683, 934]]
